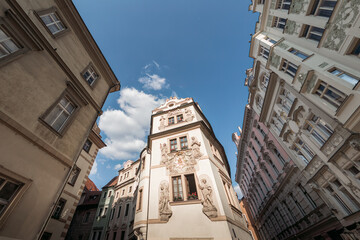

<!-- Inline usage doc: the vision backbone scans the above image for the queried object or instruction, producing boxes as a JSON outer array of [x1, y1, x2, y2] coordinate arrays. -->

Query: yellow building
[[0, 0, 119, 239]]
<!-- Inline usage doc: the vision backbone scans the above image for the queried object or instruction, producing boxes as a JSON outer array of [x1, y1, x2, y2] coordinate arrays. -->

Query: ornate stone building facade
[[0, 0, 119, 239], [233, 0, 360, 239], [133, 97, 253, 240]]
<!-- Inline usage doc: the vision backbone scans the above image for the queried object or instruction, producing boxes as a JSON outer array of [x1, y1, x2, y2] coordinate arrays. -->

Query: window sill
[[169, 199, 201, 206], [51, 217, 66, 223]]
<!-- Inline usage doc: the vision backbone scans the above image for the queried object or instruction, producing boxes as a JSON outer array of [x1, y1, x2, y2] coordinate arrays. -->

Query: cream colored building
[[0, 0, 119, 239], [234, 0, 360, 239], [133, 97, 253, 240]]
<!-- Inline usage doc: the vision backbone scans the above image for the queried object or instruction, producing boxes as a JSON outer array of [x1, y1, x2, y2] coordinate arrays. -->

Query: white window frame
[[272, 17, 287, 29], [0, 28, 20, 59], [314, 80, 347, 109], [301, 25, 325, 42], [82, 65, 99, 86], [259, 46, 270, 60], [280, 59, 298, 78], [39, 11, 66, 35], [328, 67, 360, 88]]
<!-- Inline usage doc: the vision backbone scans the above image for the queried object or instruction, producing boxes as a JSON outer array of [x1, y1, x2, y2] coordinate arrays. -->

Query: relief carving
[[159, 116, 165, 130], [297, 73, 307, 84], [306, 74, 317, 93], [289, 0, 308, 14], [349, 137, 360, 151], [160, 136, 203, 174], [199, 178, 218, 218], [278, 42, 289, 49], [269, 54, 281, 68], [184, 108, 194, 122], [159, 181, 172, 221], [323, 0, 360, 51], [284, 20, 299, 35]]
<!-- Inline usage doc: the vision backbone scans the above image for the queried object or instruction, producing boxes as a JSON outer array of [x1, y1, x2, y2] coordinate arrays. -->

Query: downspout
[[37, 83, 119, 239], [145, 147, 152, 240]]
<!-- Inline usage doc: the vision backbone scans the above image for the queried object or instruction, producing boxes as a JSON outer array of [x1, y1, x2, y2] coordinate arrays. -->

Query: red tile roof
[[85, 178, 99, 191]]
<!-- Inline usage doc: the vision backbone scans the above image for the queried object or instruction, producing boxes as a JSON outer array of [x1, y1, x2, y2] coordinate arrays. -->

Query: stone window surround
[[0, 166, 32, 228], [39, 85, 84, 137], [0, 17, 29, 67], [167, 133, 190, 153], [34, 7, 70, 39], [80, 62, 101, 88], [168, 172, 201, 204], [136, 187, 144, 212]]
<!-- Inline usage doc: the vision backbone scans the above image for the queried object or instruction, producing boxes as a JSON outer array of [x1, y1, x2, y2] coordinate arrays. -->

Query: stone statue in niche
[[199, 178, 218, 218], [184, 108, 194, 122], [159, 181, 172, 221], [191, 136, 203, 159], [160, 143, 169, 165], [159, 116, 165, 130], [349, 137, 360, 151]]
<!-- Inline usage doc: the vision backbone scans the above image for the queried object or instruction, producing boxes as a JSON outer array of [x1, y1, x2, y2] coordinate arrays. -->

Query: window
[[281, 59, 298, 78], [180, 136, 188, 150], [39, 11, 66, 35], [272, 17, 287, 29], [306, 115, 333, 146], [315, 81, 347, 108], [98, 208, 103, 217], [43, 96, 77, 133], [277, 0, 292, 9], [308, 0, 337, 18], [259, 46, 270, 60], [111, 208, 115, 219], [122, 189, 125, 196], [348, 38, 360, 57], [83, 139, 92, 153], [185, 174, 198, 200], [168, 117, 175, 125], [293, 139, 315, 164], [82, 65, 99, 86], [261, 73, 270, 90], [177, 114, 183, 122], [273, 148, 285, 165], [348, 166, 360, 176], [52, 198, 66, 219], [68, 167, 80, 186], [290, 193, 306, 216], [117, 205, 122, 218], [0, 175, 23, 218], [300, 25, 325, 42], [170, 139, 177, 152], [120, 231, 125, 240], [265, 36, 277, 44], [113, 232, 117, 240], [125, 204, 129, 216], [299, 185, 317, 208], [254, 136, 261, 149], [83, 211, 90, 223], [289, 48, 310, 60], [172, 176, 183, 201], [108, 191, 112, 197], [103, 207, 108, 216], [329, 68, 360, 87], [0, 28, 20, 59], [129, 186, 132, 193], [137, 189, 143, 211], [103, 192, 107, 198], [257, 125, 266, 137]]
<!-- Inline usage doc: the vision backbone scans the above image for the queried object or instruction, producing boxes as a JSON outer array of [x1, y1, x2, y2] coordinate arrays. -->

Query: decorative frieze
[[289, 0, 308, 14]]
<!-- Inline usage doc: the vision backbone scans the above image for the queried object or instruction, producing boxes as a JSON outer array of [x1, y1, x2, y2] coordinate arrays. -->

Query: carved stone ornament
[[349, 137, 360, 151], [270, 0, 276, 9], [297, 72, 307, 84], [289, 0, 308, 14], [267, 15, 274, 27], [199, 178, 218, 218], [269, 53, 281, 68], [323, 0, 360, 51], [347, 182, 360, 199], [159, 181, 172, 221], [160, 136, 203, 174], [167, 108, 183, 117], [306, 74, 317, 93], [184, 108, 194, 122], [284, 20, 299, 35], [159, 116, 165, 130]]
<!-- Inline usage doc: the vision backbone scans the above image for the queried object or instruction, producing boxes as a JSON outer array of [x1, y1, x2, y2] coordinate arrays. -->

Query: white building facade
[[133, 97, 253, 240]]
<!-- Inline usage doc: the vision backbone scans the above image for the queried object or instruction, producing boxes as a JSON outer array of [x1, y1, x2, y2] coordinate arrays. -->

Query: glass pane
[[57, 22, 65, 31], [48, 24, 60, 34], [50, 13, 59, 21], [0, 181, 20, 201], [52, 112, 69, 131], [0, 178, 4, 186], [3, 39, 19, 53], [44, 105, 63, 125], [40, 15, 52, 25], [65, 103, 75, 113], [339, 73, 358, 86], [0, 204, 5, 214]]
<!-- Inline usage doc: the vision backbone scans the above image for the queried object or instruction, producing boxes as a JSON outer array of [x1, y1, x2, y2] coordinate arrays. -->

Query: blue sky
[[73, 0, 258, 196]]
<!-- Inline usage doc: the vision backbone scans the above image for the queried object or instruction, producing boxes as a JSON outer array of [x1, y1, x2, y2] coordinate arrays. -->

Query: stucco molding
[[158, 180, 172, 222]]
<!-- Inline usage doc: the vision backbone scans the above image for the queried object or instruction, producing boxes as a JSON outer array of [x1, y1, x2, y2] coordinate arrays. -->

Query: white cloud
[[99, 88, 166, 160], [139, 74, 167, 90], [90, 161, 98, 175], [106, 164, 111, 169], [114, 164, 122, 170], [233, 183, 243, 199]]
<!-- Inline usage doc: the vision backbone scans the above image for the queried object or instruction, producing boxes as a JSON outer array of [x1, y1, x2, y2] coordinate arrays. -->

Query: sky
[[73, 0, 259, 197]]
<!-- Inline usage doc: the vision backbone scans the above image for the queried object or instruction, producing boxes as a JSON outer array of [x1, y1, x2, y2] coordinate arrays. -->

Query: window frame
[[347, 37, 360, 58], [81, 63, 100, 87], [259, 46, 270, 60], [307, 0, 337, 18], [39, 88, 82, 136], [272, 17, 287, 30], [300, 24, 325, 43], [313, 80, 348, 109], [170, 173, 200, 202], [328, 67, 360, 89], [280, 59, 298, 78], [288, 48, 310, 60], [52, 198, 66, 220], [68, 166, 81, 186], [35, 7, 69, 38], [83, 139, 93, 153], [0, 166, 31, 228]]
